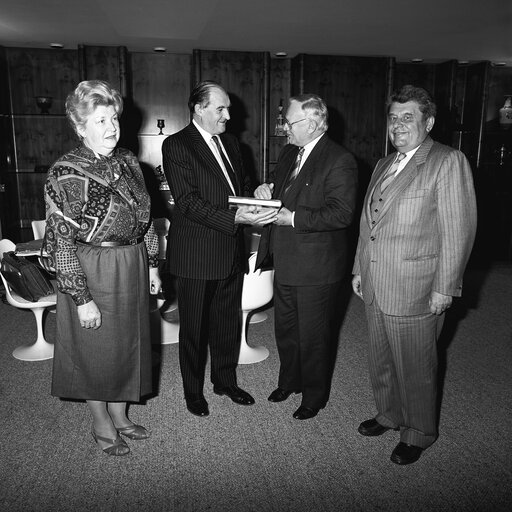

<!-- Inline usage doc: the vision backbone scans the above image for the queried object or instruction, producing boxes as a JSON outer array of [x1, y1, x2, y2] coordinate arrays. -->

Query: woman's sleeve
[[44, 168, 93, 305]]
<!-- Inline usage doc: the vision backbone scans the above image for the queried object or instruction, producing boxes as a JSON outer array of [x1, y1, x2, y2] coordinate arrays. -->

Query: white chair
[[31, 219, 45, 239], [238, 252, 274, 364], [244, 226, 268, 324], [150, 294, 179, 345], [0, 239, 56, 361]]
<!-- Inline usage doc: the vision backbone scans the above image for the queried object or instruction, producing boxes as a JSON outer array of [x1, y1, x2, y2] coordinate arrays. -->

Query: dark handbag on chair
[[0, 251, 54, 301]]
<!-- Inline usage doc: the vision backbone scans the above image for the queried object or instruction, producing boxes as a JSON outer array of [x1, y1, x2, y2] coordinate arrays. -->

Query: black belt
[[81, 236, 144, 247]]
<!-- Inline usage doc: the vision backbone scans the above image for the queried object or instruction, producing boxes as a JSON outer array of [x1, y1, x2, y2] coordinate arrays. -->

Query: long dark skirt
[[51, 242, 152, 402]]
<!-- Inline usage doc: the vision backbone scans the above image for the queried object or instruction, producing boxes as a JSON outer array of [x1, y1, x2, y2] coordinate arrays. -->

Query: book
[[228, 196, 282, 209]]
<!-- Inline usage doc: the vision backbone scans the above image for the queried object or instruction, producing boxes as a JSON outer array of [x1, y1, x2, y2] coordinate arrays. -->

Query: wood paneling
[[193, 49, 270, 185], [129, 52, 191, 145], [78, 45, 129, 96], [12, 115, 77, 171], [7, 48, 79, 115], [394, 62, 436, 94], [292, 54, 391, 188]]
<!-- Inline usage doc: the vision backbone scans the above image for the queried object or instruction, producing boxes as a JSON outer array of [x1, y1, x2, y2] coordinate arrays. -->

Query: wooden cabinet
[[1, 47, 79, 240]]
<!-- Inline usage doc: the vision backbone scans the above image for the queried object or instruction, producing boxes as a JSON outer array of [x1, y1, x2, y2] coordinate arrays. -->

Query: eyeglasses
[[284, 117, 308, 128]]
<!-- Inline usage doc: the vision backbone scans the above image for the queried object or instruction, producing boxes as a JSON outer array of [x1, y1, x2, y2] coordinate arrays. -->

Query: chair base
[[238, 342, 269, 365], [150, 298, 179, 345], [160, 318, 179, 345], [13, 340, 54, 361], [249, 311, 268, 324]]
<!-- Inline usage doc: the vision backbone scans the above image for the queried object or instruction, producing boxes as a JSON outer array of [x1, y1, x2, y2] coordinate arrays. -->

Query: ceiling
[[0, 0, 510, 64]]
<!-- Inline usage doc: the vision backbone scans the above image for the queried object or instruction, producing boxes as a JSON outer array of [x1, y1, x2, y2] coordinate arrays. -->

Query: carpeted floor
[[0, 264, 511, 512]]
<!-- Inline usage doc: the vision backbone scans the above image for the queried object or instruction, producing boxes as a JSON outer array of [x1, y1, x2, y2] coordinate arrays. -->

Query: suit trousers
[[176, 271, 243, 398], [274, 278, 341, 409], [364, 301, 444, 448]]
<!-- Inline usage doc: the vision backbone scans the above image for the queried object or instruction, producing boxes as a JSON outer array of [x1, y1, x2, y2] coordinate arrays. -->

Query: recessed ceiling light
[[50, 43, 63, 49], [275, 52, 287, 58], [492, 61, 506, 67], [458, 60, 469, 65], [410, 58, 423, 63], [154, 47, 166, 52]]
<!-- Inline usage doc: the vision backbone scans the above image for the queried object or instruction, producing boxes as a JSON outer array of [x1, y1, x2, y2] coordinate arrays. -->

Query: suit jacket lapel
[[187, 124, 235, 193], [280, 136, 328, 201], [365, 137, 434, 226], [274, 146, 300, 198]]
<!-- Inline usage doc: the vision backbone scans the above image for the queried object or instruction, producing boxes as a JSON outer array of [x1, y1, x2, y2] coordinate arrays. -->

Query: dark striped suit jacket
[[162, 123, 250, 280], [353, 137, 477, 316]]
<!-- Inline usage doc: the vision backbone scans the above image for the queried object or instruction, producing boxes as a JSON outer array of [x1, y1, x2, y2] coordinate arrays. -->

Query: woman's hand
[[77, 300, 102, 329], [149, 267, 162, 295]]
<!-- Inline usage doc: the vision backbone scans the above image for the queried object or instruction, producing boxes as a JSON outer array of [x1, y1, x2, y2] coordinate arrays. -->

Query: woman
[[44, 80, 161, 456]]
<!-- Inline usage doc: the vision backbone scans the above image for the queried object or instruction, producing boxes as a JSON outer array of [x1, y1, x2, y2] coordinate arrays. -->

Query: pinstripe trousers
[[364, 301, 444, 448], [176, 271, 243, 398]]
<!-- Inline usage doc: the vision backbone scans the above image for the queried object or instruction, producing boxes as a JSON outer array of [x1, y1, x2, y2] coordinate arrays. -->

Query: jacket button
[[370, 236, 375, 241]]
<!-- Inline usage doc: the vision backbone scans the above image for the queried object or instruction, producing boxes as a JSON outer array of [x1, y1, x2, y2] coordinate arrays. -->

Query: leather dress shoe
[[213, 385, 255, 405], [185, 396, 209, 417], [390, 442, 423, 465], [293, 405, 319, 420], [358, 418, 399, 436], [268, 388, 294, 403]]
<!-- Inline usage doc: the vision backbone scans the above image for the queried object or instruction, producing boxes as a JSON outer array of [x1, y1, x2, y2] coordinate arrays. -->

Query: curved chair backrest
[[241, 253, 274, 311], [0, 238, 16, 261], [31, 220, 46, 240]]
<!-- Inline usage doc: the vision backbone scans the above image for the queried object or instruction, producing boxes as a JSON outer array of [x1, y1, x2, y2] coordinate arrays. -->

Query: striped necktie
[[284, 147, 305, 193], [211, 136, 238, 194], [380, 152, 406, 192]]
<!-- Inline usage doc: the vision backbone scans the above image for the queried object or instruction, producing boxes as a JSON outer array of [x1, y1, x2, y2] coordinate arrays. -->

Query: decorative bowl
[[35, 96, 53, 114]]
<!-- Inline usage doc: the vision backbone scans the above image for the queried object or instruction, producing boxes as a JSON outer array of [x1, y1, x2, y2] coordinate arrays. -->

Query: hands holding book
[[251, 183, 293, 226]]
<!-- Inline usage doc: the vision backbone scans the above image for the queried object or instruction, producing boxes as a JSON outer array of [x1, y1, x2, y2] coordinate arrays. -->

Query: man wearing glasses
[[255, 94, 358, 420]]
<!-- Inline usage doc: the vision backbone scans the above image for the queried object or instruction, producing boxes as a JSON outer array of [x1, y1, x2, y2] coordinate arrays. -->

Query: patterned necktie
[[211, 136, 238, 194], [284, 147, 305, 193], [380, 152, 406, 192]]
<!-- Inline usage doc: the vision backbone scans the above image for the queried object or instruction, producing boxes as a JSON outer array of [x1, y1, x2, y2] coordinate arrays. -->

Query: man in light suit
[[255, 94, 358, 420], [162, 81, 276, 417], [352, 85, 477, 464]]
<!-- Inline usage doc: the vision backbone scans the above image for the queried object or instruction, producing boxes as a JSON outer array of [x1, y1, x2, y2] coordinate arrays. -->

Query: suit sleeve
[[294, 151, 358, 232], [433, 150, 477, 296], [162, 135, 239, 236]]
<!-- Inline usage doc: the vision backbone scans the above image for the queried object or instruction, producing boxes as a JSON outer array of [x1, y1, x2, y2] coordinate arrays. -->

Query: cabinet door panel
[[7, 48, 78, 114], [292, 54, 391, 188], [130, 52, 190, 138]]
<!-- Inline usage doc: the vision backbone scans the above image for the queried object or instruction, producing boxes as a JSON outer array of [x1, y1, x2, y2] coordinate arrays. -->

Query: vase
[[499, 95, 512, 130]]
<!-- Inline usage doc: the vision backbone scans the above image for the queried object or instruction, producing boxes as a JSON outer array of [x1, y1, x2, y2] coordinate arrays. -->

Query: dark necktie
[[211, 136, 238, 194], [380, 152, 406, 192], [284, 147, 305, 194]]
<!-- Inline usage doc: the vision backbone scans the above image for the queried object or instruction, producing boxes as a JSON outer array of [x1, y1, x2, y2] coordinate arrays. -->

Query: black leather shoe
[[213, 385, 255, 405], [390, 442, 423, 465], [292, 406, 319, 420], [185, 396, 209, 417], [358, 418, 399, 436], [268, 388, 294, 403]]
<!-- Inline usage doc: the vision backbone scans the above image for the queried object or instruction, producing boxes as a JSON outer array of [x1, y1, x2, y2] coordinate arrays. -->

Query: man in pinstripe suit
[[162, 81, 277, 417], [352, 85, 477, 464]]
